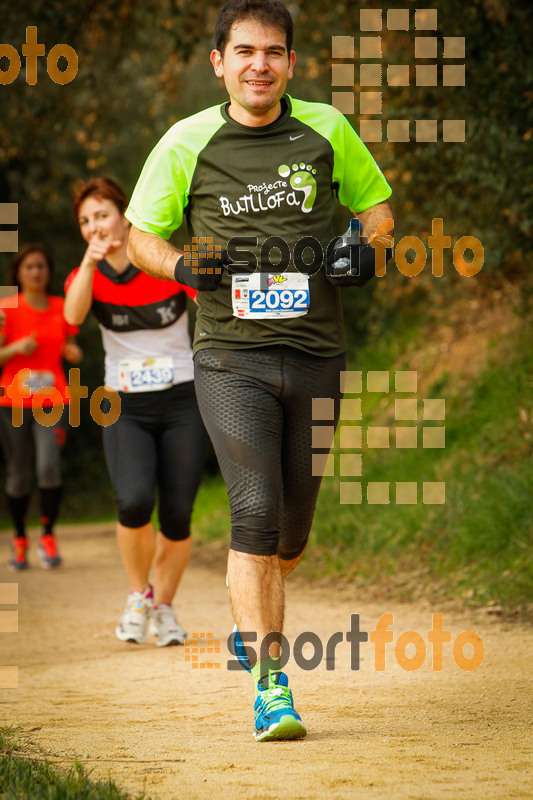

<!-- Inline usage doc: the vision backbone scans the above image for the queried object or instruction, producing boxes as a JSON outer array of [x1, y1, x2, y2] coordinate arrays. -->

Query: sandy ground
[[0, 522, 532, 800]]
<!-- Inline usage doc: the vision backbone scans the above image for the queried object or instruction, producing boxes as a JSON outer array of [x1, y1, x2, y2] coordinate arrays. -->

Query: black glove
[[325, 240, 392, 287], [174, 248, 231, 291]]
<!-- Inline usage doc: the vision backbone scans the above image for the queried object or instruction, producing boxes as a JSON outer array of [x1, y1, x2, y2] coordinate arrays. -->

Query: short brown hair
[[215, 0, 293, 57], [73, 176, 128, 221], [8, 244, 54, 294]]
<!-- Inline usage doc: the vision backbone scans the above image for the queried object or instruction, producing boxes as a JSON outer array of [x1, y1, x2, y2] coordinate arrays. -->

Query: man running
[[125, 0, 393, 740]]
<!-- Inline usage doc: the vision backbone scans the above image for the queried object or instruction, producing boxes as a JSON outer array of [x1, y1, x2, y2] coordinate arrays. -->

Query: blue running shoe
[[231, 624, 251, 672], [253, 671, 307, 742]]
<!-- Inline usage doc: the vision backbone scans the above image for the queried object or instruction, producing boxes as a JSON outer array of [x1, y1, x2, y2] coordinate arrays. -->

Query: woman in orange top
[[0, 245, 81, 572]]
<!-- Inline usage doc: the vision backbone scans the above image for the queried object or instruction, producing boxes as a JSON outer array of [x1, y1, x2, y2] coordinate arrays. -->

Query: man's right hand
[[174, 248, 231, 291]]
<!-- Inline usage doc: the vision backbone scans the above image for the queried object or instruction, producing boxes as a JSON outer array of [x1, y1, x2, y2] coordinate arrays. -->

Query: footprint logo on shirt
[[278, 163, 317, 214]]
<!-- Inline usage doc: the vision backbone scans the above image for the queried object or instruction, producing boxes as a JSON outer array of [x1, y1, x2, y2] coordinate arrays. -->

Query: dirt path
[[1, 523, 532, 800]]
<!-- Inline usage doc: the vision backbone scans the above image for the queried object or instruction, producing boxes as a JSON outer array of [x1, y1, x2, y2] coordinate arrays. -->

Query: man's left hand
[[325, 241, 391, 287]]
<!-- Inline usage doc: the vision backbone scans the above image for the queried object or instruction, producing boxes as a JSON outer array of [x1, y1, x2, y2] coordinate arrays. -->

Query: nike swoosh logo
[[290, 134, 305, 141]]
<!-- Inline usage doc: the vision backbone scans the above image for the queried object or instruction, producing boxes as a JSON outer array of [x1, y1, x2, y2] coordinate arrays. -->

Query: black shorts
[[194, 347, 345, 558], [102, 381, 207, 540], [0, 406, 67, 496]]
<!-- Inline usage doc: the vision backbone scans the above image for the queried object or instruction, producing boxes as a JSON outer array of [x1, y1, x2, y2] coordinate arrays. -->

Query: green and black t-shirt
[[126, 95, 392, 357]]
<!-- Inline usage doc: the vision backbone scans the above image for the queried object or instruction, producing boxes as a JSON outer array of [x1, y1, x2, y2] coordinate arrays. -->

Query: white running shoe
[[149, 604, 186, 647], [115, 586, 153, 644]]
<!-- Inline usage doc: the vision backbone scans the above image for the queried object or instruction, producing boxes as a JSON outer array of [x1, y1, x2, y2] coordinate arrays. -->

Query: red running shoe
[[8, 536, 29, 572], [38, 534, 62, 569]]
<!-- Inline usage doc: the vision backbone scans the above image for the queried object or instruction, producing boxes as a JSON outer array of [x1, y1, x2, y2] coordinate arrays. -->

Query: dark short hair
[[73, 176, 128, 221], [215, 0, 293, 57], [8, 244, 54, 294]]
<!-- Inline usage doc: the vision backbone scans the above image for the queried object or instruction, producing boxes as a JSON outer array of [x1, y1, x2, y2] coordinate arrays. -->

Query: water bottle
[[332, 218, 362, 272]]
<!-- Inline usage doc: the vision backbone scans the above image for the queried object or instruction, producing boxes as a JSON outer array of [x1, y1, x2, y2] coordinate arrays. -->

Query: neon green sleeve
[[125, 105, 225, 240], [334, 116, 392, 212]]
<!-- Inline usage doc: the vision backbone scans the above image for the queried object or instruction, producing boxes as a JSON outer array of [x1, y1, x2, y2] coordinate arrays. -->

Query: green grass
[[191, 476, 230, 541], [0, 727, 148, 800], [308, 325, 533, 609]]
